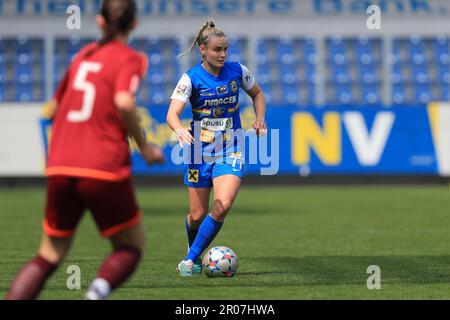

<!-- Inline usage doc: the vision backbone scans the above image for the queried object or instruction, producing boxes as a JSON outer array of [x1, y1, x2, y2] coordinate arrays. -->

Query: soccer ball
[[202, 246, 238, 277]]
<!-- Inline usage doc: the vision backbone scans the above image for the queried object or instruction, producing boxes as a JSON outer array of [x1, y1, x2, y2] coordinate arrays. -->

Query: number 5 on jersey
[[67, 62, 102, 123]]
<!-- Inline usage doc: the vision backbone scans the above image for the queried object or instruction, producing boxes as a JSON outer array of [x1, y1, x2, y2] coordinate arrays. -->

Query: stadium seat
[[15, 84, 33, 102], [281, 84, 299, 105], [361, 85, 380, 105], [413, 83, 432, 102], [303, 84, 316, 105], [440, 84, 450, 101]]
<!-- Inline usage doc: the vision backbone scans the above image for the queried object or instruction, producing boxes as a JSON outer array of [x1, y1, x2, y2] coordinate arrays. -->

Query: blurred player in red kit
[[6, 0, 164, 300]]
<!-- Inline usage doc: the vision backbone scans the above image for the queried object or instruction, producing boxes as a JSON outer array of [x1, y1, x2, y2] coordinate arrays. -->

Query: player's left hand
[[253, 119, 267, 136], [140, 142, 165, 165]]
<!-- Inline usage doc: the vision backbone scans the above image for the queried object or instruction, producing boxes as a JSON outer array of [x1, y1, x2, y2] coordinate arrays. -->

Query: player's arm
[[42, 98, 59, 120], [167, 99, 194, 146], [115, 92, 164, 165], [166, 74, 194, 146], [115, 92, 146, 147], [43, 68, 71, 120], [241, 64, 267, 136], [115, 54, 164, 164]]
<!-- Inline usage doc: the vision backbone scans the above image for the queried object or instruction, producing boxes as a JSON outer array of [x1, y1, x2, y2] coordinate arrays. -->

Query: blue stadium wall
[[39, 103, 450, 177]]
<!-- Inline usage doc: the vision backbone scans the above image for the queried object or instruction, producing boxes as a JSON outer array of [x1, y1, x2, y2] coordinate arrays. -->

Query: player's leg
[[177, 163, 213, 276], [6, 235, 73, 300], [186, 187, 211, 250], [81, 178, 143, 300], [181, 174, 241, 274], [210, 174, 241, 221], [6, 177, 83, 300], [185, 187, 210, 273], [86, 224, 145, 300]]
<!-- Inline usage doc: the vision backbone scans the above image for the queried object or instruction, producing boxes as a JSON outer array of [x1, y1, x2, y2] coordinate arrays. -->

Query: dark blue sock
[[185, 216, 199, 251], [186, 214, 223, 262]]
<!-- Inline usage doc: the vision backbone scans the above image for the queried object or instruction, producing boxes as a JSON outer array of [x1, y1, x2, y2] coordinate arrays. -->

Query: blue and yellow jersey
[[171, 61, 256, 160]]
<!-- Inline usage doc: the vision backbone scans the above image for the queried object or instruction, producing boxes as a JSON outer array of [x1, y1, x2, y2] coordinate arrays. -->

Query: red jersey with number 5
[[46, 40, 147, 181]]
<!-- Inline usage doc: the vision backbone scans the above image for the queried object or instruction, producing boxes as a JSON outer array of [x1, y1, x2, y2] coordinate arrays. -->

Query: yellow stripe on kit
[[192, 108, 211, 115], [193, 105, 240, 115], [228, 104, 239, 113]]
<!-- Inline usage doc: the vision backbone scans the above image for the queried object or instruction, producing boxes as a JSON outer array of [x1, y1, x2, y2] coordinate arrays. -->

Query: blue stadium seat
[[355, 36, 374, 55], [65, 36, 84, 54], [15, 85, 33, 102], [361, 71, 378, 85], [437, 53, 450, 67], [358, 53, 374, 66], [281, 84, 299, 105], [440, 84, 450, 100], [277, 37, 295, 56], [228, 36, 242, 52], [413, 84, 432, 103], [147, 84, 165, 104], [439, 70, 450, 85], [256, 63, 271, 85], [392, 85, 406, 105], [361, 85, 380, 105], [407, 35, 425, 55], [256, 39, 269, 56], [280, 63, 297, 84], [335, 84, 353, 105], [433, 36, 449, 54], [15, 37, 33, 54], [392, 40, 402, 56], [335, 72, 351, 85], [413, 71, 429, 85], [148, 72, 165, 85], [327, 36, 346, 55], [260, 83, 273, 104], [391, 63, 404, 83], [303, 84, 316, 105]]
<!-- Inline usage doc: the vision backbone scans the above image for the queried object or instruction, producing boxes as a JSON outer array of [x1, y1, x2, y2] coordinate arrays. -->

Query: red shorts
[[44, 176, 141, 238]]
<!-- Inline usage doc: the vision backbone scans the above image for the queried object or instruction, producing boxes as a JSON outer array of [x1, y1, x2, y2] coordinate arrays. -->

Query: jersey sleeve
[[114, 54, 146, 95], [170, 73, 192, 103], [240, 63, 256, 91]]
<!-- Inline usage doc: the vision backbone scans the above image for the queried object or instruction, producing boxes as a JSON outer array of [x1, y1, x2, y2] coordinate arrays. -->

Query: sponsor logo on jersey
[[216, 85, 228, 95], [188, 169, 199, 183], [230, 80, 238, 93], [176, 84, 187, 95], [201, 118, 234, 131], [202, 95, 237, 107], [199, 87, 215, 97], [212, 107, 226, 118]]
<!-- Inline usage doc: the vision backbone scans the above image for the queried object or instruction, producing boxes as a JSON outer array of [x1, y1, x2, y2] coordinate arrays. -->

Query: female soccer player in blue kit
[[166, 19, 267, 276]]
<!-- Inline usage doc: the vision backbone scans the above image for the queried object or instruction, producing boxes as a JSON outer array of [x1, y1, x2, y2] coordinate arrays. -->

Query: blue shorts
[[184, 153, 244, 188]]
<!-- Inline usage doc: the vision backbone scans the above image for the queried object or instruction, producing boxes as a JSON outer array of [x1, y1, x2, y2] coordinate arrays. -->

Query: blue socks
[[185, 216, 199, 250], [185, 214, 223, 262]]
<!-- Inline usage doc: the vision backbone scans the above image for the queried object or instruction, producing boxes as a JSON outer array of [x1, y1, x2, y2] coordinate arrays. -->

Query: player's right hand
[[140, 142, 165, 165], [175, 128, 194, 147]]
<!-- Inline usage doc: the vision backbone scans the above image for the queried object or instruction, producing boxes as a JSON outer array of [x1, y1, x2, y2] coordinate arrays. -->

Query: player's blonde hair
[[178, 19, 227, 58]]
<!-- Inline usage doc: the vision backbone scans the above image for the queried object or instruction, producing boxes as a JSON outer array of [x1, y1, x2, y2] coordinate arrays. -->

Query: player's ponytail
[[85, 0, 136, 57], [178, 19, 226, 58]]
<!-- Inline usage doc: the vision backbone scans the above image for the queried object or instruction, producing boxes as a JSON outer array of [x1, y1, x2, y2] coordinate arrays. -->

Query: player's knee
[[38, 236, 71, 265], [212, 199, 232, 220], [111, 227, 145, 254], [38, 247, 67, 265], [188, 212, 206, 228]]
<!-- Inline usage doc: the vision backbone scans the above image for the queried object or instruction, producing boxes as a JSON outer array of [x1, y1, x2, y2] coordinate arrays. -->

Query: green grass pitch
[[1, 185, 450, 299]]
